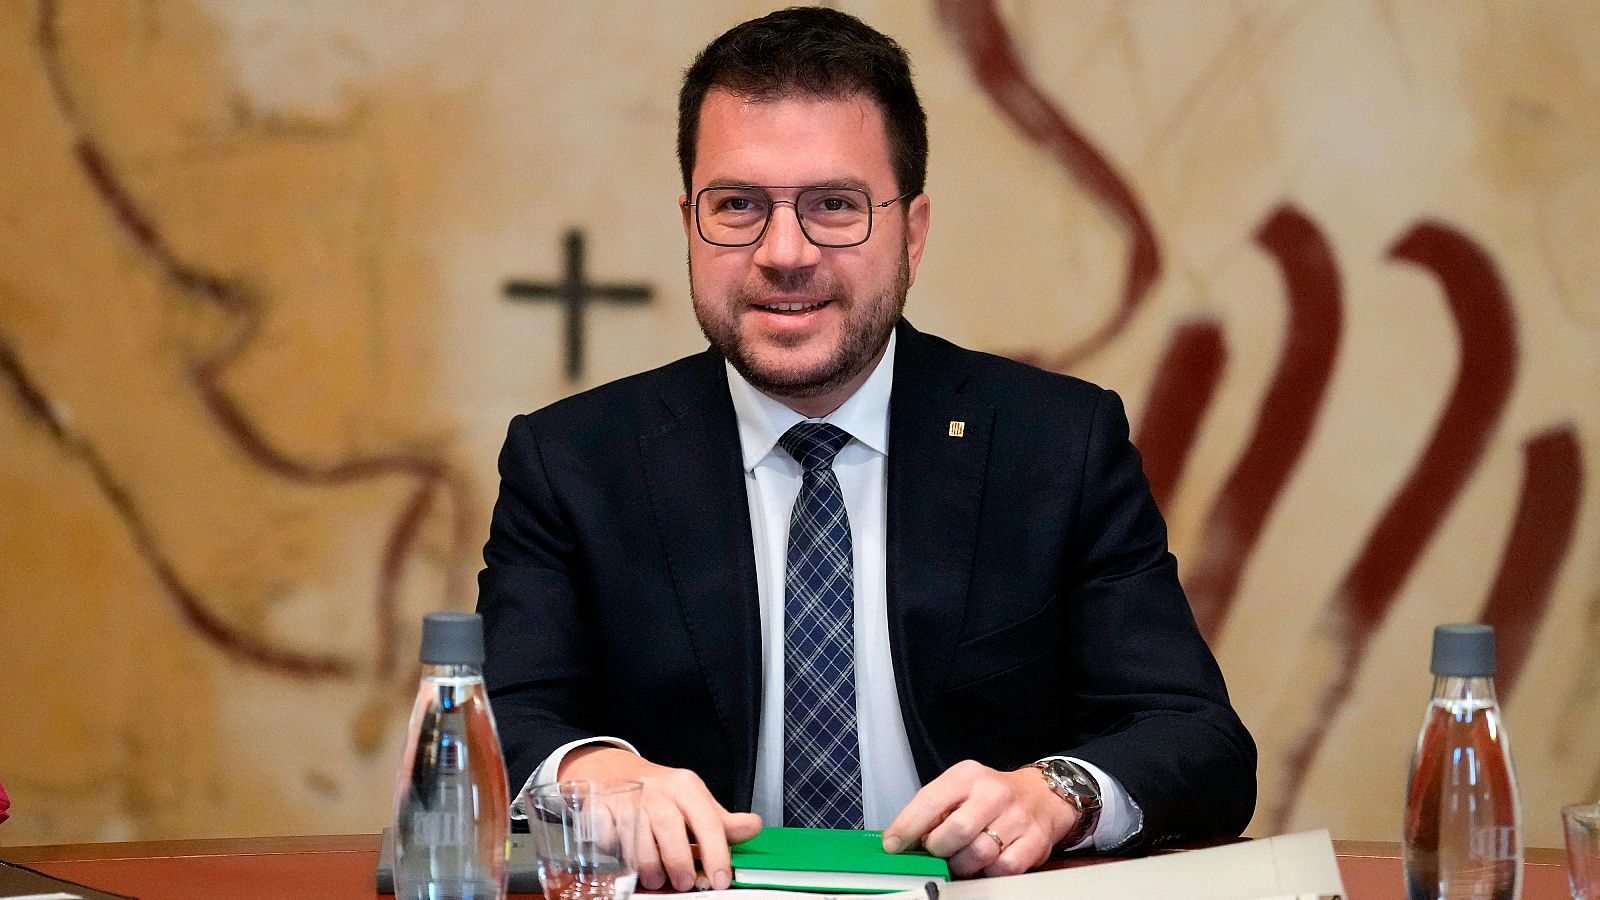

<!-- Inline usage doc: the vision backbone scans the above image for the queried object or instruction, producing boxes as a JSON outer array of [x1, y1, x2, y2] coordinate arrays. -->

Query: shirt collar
[[726, 330, 896, 472]]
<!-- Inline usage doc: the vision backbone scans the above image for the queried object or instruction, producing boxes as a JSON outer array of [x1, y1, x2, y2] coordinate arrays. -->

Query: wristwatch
[[1030, 758, 1103, 851]]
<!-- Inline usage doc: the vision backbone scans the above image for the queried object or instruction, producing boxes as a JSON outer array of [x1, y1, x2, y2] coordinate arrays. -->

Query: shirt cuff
[[508, 735, 639, 819], [1048, 756, 1143, 852]]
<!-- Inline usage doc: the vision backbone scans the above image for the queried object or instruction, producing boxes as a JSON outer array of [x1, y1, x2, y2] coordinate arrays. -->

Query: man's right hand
[[559, 746, 762, 891]]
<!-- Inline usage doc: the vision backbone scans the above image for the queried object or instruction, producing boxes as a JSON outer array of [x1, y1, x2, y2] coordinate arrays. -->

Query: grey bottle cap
[[1430, 623, 1496, 677], [420, 612, 485, 665]]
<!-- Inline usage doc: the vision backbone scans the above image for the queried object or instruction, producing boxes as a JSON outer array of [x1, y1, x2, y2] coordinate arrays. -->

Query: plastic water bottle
[[1403, 623, 1522, 900], [394, 612, 510, 900]]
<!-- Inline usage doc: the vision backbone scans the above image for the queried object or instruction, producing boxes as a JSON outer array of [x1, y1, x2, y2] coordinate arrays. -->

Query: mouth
[[752, 298, 832, 314]]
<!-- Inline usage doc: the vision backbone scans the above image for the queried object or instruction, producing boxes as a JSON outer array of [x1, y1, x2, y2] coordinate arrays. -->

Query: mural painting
[[1, 1, 1595, 848]]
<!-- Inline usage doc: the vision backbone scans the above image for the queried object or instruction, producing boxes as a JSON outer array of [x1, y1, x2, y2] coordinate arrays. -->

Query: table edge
[[0, 832, 381, 863], [0, 834, 1567, 866]]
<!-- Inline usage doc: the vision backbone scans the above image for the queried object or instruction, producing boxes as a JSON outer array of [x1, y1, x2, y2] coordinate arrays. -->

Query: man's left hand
[[882, 760, 1078, 877]]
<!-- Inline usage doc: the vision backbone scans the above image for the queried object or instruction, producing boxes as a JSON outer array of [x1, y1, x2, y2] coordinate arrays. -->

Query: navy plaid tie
[[778, 422, 863, 830]]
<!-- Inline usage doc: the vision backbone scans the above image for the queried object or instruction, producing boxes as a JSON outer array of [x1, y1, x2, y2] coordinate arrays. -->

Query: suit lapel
[[638, 353, 763, 805], [886, 323, 993, 781]]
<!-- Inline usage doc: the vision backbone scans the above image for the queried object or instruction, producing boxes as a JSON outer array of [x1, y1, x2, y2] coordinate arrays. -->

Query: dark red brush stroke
[[1478, 427, 1583, 699], [1186, 206, 1343, 639], [938, 0, 1160, 370], [1344, 224, 1518, 634], [34, 0, 471, 679], [2, 335, 353, 677], [1133, 321, 1226, 511], [1269, 221, 1518, 831], [0, 338, 64, 441]]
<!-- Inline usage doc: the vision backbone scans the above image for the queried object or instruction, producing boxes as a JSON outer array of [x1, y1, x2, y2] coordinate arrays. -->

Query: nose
[[751, 200, 822, 272]]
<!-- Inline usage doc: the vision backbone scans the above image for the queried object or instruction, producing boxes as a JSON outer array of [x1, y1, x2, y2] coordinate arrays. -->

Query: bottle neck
[[1431, 674, 1498, 703], [422, 662, 484, 680]]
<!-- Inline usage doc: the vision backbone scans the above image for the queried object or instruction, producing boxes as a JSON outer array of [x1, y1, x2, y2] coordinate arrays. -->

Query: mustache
[[736, 271, 846, 305]]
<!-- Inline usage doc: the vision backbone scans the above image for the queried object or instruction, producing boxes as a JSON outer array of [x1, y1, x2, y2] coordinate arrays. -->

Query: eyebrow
[[701, 177, 874, 192]]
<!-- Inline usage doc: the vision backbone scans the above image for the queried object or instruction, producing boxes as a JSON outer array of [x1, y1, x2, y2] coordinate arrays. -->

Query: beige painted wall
[[1, 0, 1596, 849]]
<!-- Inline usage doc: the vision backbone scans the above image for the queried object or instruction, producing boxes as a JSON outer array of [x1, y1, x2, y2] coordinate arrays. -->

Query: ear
[[904, 193, 931, 287], [680, 194, 693, 239]]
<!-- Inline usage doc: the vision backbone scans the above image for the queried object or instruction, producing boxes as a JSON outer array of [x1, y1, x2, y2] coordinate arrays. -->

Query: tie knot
[[779, 422, 853, 473]]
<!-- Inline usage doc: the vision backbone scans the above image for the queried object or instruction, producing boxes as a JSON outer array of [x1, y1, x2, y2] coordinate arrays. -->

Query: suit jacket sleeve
[[477, 413, 599, 793], [1057, 389, 1256, 850]]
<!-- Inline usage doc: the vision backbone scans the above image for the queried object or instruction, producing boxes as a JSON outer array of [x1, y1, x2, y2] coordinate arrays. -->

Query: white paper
[[652, 887, 935, 900], [939, 830, 1345, 900], [652, 832, 1342, 900]]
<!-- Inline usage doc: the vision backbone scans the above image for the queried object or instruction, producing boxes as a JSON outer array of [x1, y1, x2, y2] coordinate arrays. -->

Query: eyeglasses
[[683, 185, 918, 248]]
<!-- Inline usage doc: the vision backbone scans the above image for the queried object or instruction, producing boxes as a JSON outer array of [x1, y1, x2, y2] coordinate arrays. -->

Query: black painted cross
[[504, 229, 652, 381]]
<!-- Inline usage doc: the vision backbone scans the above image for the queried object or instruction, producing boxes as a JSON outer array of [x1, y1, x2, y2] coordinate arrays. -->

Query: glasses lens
[[695, 187, 875, 247], [697, 188, 769, 246], [796, 188, 870, 247]]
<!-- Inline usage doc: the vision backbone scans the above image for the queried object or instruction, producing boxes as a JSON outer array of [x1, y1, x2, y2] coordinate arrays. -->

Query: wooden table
[[0, 834, 1573, 900]]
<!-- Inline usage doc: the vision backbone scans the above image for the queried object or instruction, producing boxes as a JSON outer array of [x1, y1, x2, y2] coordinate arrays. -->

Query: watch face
[[1045, 760, 1102, 807]]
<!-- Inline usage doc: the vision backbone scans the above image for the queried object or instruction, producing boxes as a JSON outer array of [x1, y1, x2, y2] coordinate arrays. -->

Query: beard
[[691, 245, 910, 402]]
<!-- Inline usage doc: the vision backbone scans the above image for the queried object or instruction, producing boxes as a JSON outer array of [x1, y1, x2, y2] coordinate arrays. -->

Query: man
[[479, 6, 1255, 892]]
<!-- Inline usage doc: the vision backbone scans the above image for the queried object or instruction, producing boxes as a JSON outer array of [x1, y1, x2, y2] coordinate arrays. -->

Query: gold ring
[[983, 828, 1006, 851]]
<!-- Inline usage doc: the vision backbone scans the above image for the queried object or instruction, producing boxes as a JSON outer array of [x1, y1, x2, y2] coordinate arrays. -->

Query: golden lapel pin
[[948, 421, 965, 437]]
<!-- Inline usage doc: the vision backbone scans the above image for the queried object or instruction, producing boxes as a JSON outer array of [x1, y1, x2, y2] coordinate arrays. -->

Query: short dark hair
[[677, 6, 928, 198]]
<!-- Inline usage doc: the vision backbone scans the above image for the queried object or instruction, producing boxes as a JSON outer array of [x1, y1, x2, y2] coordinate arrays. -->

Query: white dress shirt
[[523, 332, 1141, 849]]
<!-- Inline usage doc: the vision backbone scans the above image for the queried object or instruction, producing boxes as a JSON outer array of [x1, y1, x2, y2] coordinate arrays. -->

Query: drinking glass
[[1565, 803, 1600, 900], [525, 780, 642, 900]]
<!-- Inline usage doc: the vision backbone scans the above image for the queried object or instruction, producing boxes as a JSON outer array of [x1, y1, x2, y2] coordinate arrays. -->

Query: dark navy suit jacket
[[478, 320, 1256, 850]]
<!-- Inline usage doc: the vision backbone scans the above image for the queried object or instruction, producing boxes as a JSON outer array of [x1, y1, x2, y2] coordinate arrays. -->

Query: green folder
[[730, 827, 951, 893]]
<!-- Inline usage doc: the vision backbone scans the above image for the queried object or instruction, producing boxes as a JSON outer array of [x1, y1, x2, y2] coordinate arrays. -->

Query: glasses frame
[[683, 184, 919, 248]]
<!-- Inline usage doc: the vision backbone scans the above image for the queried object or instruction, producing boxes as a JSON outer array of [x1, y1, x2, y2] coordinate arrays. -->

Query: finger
[[651, 808, 699, 893], [923, 777, 1009, 858], [639, 789, 692, 891], [949, 806, 1024, 878], [634, 809, 667, 890], [977, 804, 1051, 878], [983, 828, 1048, 878], [951, 800, 1037, 878], [945, 831, 1001, 878], [590, 794, 624, 848], [723, 811, 762, 844], [681, 799, 732, 890], [707, 812, 762, 890], [884, 761, 985, 852], [653, 768, 738, 890]]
